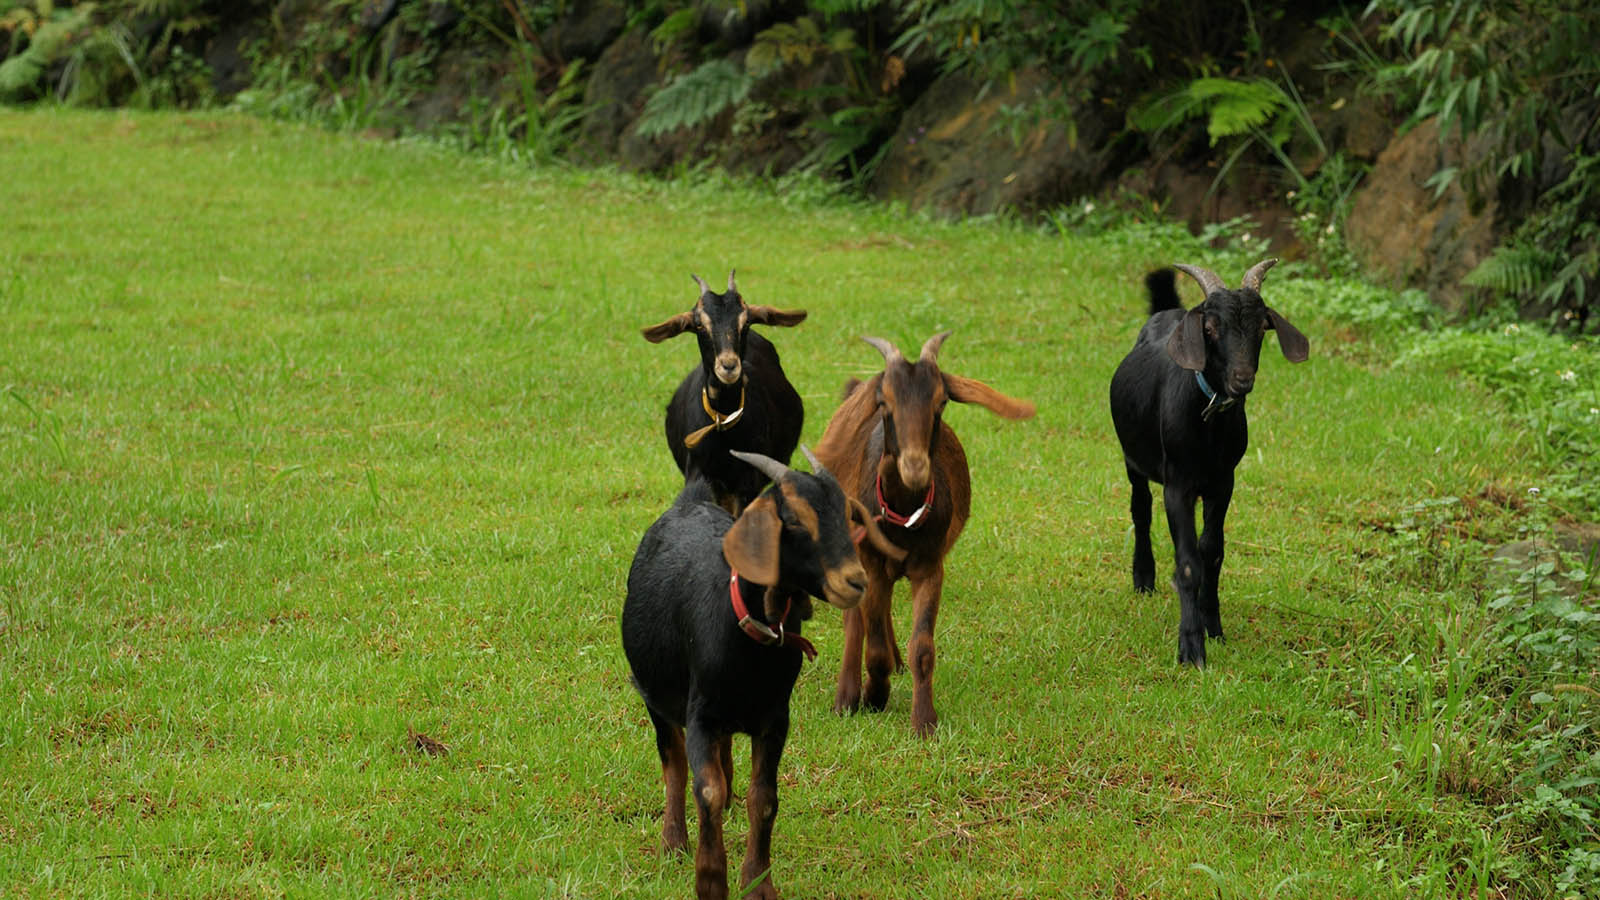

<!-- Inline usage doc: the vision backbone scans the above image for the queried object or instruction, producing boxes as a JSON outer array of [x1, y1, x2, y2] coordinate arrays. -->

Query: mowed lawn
[[0, 109, 1536, 898]]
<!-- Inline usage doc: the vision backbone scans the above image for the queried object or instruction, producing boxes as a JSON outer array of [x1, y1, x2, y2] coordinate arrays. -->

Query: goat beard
[[762, 586, 813, 623]]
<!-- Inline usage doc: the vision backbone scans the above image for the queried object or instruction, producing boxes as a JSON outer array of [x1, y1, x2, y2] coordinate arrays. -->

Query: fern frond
[[1187, 77, 1288, 145], [1132, 77, 1289, 147], [0, 2, 95, 99], [635, 59, 752, 139], [1463, 243, 1557, 296]]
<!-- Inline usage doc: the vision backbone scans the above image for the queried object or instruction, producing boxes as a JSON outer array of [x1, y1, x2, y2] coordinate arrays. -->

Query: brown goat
[[814, 332, 1034, 737]]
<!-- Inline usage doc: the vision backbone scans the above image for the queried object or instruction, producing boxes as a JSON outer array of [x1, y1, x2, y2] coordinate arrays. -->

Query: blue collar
[[1194, 371, 1238, 422]]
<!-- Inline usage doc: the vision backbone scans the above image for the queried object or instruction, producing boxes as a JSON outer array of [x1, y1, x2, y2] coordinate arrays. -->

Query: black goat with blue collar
[[1109, 260, 1309, 667]]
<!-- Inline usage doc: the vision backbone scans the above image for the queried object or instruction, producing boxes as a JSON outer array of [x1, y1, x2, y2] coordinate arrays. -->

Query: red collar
[[875, 472, 935, 529], [729, 571, 817, 661]]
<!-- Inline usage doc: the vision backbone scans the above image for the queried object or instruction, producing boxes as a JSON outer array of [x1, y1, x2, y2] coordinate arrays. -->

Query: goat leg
[[1163, 483, 1207, 667], [1199, 477, 1233, 641], [833, 605, 865, 715], [719, 735, 735, 805], [739, 720, 787, 900], [1127, 466, 1156, 593], [688, 726, 731, 900], [648, 710, 689, 854], [907, 565, 943, 737], [859, 574, 897, 712]]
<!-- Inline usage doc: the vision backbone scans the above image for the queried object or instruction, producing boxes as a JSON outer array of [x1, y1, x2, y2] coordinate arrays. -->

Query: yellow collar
[[683, 383, 746, 449]]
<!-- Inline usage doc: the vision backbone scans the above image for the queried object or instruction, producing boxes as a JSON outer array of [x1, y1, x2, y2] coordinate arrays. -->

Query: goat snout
[[897, 452, 932, 490], [824, 562, 867, 609], [1227, 369, 1256, 396], [714, 352, 742, 385]]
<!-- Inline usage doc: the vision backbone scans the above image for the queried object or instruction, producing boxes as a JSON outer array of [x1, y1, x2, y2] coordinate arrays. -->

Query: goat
[[621, 448, 900, 900], [1109, 260, 1310, 667], [814, 333, 1035, 737], [641, 271, 807, 514]]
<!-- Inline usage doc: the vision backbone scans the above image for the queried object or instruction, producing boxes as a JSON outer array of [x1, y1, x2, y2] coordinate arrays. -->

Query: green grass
[[0, 108, 1552, 898]]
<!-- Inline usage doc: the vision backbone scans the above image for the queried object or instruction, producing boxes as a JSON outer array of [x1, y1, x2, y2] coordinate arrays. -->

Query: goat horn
[[1173, 263, 1226, 298], [862, 336, 902, 365], [692, 273, 711, 296], [799, 444, 830, 477], [730, 449, 790, 483], [919, 331, 953, 363], [727, 269, 738, 294], [1240, 258, 1279, 293]]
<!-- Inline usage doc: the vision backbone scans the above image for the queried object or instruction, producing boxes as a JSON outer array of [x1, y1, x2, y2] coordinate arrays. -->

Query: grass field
[[0, 108, 1554, 897]]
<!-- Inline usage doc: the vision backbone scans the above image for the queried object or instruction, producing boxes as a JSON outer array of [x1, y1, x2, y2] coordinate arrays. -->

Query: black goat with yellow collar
[[642, 271, 806, 514]]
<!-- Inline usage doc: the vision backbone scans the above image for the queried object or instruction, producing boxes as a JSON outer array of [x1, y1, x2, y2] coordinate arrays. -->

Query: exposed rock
[[547, 1, 627, 63], [580, 30, 662, 163], [1345, 117, 1499, 316], [696, 0, 800, 46], [424, 2, 462, 39], [870, 69, 1115, 218], [358, 0, 400, 36], [1489, 520, 1600, 602], [1119, 159, 1301, 253], [204, 17, 261, 99], [1316, 98, 1394, 162]]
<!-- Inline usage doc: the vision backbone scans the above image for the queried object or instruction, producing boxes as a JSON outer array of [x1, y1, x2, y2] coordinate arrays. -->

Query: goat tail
[[1145, 268, 1182, 314]]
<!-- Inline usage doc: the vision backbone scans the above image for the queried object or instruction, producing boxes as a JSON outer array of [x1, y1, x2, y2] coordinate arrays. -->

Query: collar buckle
[[1194, 371, 1239, 422], [875, 473, 935, 529]]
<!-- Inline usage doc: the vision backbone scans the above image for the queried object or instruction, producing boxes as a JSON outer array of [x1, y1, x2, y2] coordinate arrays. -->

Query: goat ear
[[1265, 308, 1310, 363], [746, 306, 807, 328], [723, 495, 782, 585], [944, 373, 1036, 420], [1166, 307, 1207, 371], [641, 312, 695, 343]]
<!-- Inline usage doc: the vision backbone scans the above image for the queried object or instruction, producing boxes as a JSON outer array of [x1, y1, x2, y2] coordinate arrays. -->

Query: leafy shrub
[[1364, 0, 1600, 328]]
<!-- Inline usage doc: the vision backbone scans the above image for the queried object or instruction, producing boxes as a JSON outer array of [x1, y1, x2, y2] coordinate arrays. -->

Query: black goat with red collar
[[621, 449, 898, 900], [642, 271, 806, 515], [1109, 260, 1310, 667]]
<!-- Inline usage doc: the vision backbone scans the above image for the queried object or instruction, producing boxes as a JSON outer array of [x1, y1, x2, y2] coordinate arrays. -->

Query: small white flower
[[1590, 407, 1599, 415], [1083, 201, 1095, 214], [1528, 487, 1541, 496], [1503, 323, 1521, 335], [1286, 190, 1297, 200], [1559, 370, 1576, 383], [1325, 224, 1336, 235]]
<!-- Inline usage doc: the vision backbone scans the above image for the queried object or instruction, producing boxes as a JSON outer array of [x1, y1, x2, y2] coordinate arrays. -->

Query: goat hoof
[[832, 684, 860, 715], [1177, 634, 1207, 668], [661, 830, 688, 855], [863, 682, 890, 712]]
